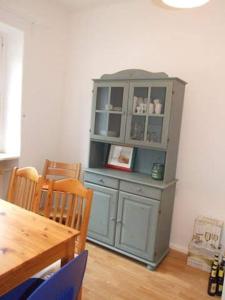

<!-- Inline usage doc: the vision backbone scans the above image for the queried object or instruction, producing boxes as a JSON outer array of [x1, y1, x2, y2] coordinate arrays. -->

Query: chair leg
[[77, 286, 82, 300]]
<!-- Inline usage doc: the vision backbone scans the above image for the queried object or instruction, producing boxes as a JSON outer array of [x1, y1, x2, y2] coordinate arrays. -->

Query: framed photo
[[106, 145, 134, 172]]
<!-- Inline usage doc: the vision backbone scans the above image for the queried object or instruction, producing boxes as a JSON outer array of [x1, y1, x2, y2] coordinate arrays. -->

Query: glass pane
[[132, 87, 148, 114], [96, 87, 109, 110], [110, 87, 124, 112], [147, 117, 163, 143], [130, 116, 146, 141], [108, 114, 121, 137], [94, 112, 107, 136], [150, 87, 166, 115]]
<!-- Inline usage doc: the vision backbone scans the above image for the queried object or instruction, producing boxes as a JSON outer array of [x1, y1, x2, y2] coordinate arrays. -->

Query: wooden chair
[[7, 167, 42, 211], [42, 159, 81, 185], [34, 178, 93, 254]]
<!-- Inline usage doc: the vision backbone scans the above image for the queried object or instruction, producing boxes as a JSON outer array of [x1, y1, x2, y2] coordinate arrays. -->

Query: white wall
[[0, 0, 70, 171], [60, 0, 225, 252]]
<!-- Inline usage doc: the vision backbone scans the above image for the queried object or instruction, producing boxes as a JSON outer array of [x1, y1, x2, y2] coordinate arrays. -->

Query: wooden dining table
[[0, 199, 80, 296]]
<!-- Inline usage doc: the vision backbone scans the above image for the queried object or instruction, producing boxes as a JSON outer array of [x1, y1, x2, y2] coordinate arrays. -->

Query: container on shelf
[[151, 163, 164, 180]]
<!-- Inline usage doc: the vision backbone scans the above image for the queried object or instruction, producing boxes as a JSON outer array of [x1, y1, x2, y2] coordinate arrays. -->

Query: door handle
[[116, 219, 124, 226]]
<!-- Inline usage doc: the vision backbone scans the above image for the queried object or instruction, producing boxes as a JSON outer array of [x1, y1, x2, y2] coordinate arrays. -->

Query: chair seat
[[0, 278, 43, 300], [1, 251, 88, 300]]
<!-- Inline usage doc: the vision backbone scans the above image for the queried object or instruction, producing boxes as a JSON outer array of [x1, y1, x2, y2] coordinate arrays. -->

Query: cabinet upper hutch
[[85, 69, 186, 270]]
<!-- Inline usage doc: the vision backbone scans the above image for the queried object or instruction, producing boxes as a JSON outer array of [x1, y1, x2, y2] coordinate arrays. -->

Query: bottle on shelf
[[212, 254, 219, 269], [221, 256, 225, 271], [216, 263, 224, 296], [208, 265, 218, 296]]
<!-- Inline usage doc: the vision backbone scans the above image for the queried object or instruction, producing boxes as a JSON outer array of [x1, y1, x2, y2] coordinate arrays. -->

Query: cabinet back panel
[[150, 87, 166, 113], [89, 141, 110, 168], [110, 87, 124, 108], [133, 148, 166, 175], [96, 87, 109, 110]]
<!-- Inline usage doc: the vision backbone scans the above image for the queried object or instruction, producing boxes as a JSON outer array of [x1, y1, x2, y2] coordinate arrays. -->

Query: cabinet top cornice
[[92, 69, 187, 84]]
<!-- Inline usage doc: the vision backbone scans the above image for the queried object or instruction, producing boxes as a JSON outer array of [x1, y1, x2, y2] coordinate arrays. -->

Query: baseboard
[[169, 242, 188, 254]]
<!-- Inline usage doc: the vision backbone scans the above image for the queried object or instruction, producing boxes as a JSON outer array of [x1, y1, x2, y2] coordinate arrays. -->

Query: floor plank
[[83, 242, 212, 300]]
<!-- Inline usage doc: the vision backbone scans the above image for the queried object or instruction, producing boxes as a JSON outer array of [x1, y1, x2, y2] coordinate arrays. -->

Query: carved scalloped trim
[[100, 69, 169, 80]]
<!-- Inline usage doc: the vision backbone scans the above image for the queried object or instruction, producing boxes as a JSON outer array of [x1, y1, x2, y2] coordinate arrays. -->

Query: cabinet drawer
[[120, 181, 161, 200], [84, 172, 119, 189]]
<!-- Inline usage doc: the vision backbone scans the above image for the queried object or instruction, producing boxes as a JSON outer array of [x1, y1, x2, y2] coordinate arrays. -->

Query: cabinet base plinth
[[147, 264, 155, 271], [87, 237, 169, 270]]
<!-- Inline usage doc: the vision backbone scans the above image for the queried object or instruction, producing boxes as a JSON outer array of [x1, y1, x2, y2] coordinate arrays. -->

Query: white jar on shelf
[[153, 99, 160, 104], [155, 103, 162, 114], [140, 103, 146, 113], [136, 106, 142, 114], [148, 103, 154, 114], [153, 99, 162, 114], [133, 96, 138, 113]]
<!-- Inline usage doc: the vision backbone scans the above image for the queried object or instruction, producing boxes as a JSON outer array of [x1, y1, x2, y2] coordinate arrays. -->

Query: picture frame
[[106, 145, 134, 172]]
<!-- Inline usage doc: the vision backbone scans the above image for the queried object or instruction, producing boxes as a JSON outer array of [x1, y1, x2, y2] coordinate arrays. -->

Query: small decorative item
[[153, 99, 162, 114], [153, 99, 160, 104], [140, 103, 147, 113], [155, 103, 162, 114], [99, 130, 107, 136], [105, 104, 113, 110], [113, 106, 122, 111], [148, 102, 154, 114], [133, 96, 138, 113], [106, 145, 134, 172], [136, 106, 142, 114], [151, 163, 164, 180]]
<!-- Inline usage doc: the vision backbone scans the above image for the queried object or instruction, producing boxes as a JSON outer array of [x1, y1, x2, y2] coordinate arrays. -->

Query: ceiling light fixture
[[162, 0, 210, 8]]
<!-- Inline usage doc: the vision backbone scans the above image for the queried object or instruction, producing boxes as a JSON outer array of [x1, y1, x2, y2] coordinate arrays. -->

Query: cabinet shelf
[[132, 113, 164, 117], [96, 110, 123, 114], [85, 168, 175, 189]]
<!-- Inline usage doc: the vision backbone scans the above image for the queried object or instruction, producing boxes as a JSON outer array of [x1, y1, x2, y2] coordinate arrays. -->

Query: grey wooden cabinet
[[85, 69, 186, 270]]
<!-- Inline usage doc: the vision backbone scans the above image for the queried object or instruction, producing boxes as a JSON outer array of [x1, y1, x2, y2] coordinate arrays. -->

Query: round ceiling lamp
[[162, 0, 210, 8]]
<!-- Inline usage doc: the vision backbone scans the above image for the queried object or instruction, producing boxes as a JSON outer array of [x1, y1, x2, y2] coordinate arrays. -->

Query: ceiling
[[55, 0, 115, 9], [55, 0, 140, 10]]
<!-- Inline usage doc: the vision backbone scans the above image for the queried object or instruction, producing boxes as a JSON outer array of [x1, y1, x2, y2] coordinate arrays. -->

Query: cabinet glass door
[[125, 81, 172, 149], [91, 82, 129, 142]]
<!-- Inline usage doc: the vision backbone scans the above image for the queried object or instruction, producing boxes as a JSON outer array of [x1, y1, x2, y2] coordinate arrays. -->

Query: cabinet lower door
[[85, 183, 118, 246], [115, 192, 160, 261]]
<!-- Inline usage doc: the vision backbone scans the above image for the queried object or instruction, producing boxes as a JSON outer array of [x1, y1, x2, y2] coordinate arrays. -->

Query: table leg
[[61, 236, 75, 267]]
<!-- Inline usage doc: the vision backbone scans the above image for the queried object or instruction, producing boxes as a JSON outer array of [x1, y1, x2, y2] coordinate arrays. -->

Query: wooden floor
[[83, 242, 212, 300]]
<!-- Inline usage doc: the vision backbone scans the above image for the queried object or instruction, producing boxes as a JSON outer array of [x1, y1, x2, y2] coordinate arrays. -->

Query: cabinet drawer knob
[[137, 188, 142, 192], [110, 217, 116, 221], [99, 178, 104, 183]]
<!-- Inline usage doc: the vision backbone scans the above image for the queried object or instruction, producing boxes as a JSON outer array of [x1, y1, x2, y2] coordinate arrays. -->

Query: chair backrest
[[36, 179, 93, 254], [7, 167, 41, 211], [28, 250, 88, 300], [42, 159, 81, 181]]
